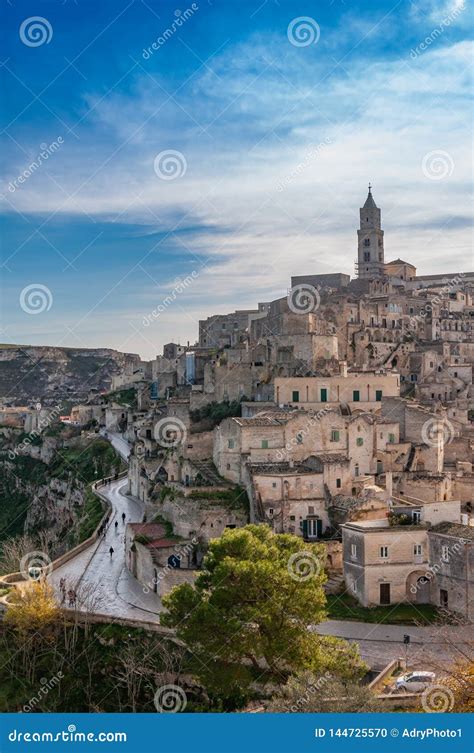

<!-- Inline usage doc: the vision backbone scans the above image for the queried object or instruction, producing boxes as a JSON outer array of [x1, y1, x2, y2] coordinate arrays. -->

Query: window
[[331, 429, 340, 442], [228, 439, 234, 449], [296, 432, 303, 444], [261, 439, 268, 449], [320, 388, 328, 402], [356, 437, 363, 447], [292, 390, 300, 402], [414, 544, 422, 556], [351, 544, 357, 559], [388, 433, 395, 444], [413, 511, 421, 524], [272, 482, 277, 488], [336, 478, 341, 488], [364, 238, 370, 247], [410, 374, 417, 382], [306, 519, 321, 538], [354, 464, 359, 477], [364, 251, 370, 261], [440, 589, 448, 607], [375, 390, 383, 401], [442, 545, 449, 562], [269, 508, 274, 516], [353, 390, 360, 402], [290, 515, 295, 521], [380, 546, 389, 559]]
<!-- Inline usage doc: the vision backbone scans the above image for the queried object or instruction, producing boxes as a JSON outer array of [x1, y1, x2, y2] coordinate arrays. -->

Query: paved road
[[101, 430, 130, 461], [316, 619, 473, 669], [50, 478, 161, 622], [46, 431, 473, 668]]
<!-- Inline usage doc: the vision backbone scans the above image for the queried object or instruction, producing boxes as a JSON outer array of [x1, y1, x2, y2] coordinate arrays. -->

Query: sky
[[0, 0, 472, 359]]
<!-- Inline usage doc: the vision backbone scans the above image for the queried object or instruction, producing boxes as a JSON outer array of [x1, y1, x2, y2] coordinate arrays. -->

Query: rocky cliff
[[0, 429, 125, 560], [0, 344, 140, 406]]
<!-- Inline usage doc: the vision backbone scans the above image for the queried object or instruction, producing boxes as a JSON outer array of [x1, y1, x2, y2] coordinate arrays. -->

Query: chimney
[[339, 360, 348, 378], [385, 471, 393, 497]]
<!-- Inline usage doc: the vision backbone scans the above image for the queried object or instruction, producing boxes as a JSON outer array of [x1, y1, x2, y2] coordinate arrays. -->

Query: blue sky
[[1, 0, 472, 358]]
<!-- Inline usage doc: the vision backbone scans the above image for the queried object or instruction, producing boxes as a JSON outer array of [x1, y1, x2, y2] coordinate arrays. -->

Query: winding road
[[47, 431, 472, 668], [49, 432, 161, 622]]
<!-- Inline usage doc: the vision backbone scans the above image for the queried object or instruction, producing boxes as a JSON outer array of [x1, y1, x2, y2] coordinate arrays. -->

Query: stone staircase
[[191, 459, 226, 486], [324, 573, 345, 595]]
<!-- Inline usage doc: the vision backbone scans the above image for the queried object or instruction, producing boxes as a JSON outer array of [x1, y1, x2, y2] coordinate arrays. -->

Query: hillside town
[[5, 187, 472, 627]]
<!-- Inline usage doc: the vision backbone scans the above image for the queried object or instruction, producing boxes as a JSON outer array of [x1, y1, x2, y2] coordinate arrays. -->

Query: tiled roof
[[128, 522, 166, 538], [429, 522, 474, 541]]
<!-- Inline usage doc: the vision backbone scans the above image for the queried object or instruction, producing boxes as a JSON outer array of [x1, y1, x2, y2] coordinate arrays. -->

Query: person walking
[[109, 546, 114, 558], [121, 512, 126, 524], [114, 520, 118, 532]]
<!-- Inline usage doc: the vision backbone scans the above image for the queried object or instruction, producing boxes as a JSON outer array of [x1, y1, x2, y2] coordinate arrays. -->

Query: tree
[[161, 525, 365, 700], [4, 582, 60, 682], [268, 671, 387, 713]]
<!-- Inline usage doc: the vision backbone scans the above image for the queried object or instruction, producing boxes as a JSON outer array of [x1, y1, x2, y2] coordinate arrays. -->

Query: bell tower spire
[[356, 185, 385, 278]]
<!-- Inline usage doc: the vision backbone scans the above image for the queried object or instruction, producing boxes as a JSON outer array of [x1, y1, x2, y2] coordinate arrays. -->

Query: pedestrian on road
[[67, 589, 74, 607], [109, 546, 114, 558], [102, 527, 106, 538], [122, 512, 126, 524], [59, 578, 66, 603], [114, 520, 118, 532]]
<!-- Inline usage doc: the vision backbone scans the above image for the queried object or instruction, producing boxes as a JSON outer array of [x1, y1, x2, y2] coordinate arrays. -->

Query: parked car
[[395, 671, 436, 692]]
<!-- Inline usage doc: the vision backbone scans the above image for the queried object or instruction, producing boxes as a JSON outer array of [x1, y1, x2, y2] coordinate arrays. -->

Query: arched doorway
[[406, 571, 430, 603]]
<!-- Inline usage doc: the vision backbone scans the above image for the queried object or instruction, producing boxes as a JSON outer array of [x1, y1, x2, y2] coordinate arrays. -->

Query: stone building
[[274, 365, 400, 411], [427, 522, 474, 619]]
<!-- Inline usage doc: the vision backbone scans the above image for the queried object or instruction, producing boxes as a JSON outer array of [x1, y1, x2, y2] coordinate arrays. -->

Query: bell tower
[[356, 185, 385, 278]]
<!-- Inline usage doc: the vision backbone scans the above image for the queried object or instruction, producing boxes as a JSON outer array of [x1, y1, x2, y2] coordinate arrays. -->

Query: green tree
[[161, 525, 365, 701], [268, 671, 386, 713]]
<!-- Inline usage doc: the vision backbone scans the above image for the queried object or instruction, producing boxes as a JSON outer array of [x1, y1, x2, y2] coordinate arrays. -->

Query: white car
[[395, 671, 436, 692]]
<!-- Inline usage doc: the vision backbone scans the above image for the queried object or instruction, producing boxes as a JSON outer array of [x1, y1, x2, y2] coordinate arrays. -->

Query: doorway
[[380, 583, 391, 605]]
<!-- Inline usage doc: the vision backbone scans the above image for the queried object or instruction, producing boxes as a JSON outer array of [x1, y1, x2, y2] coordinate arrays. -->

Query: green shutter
[[353, 390, 360, 402], [376, 390, 382, 401], [302, 519, 308, 538], [320, 388, 327, 402]]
